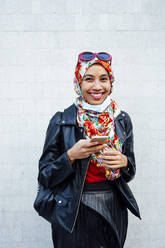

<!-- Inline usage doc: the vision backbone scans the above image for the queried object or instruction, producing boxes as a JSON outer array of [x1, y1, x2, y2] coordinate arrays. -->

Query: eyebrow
[[83, 73, 109, 78]]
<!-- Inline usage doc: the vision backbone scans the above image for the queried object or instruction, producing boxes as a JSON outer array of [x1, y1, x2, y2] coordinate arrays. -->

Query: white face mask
[[81, 95, 111, 113]]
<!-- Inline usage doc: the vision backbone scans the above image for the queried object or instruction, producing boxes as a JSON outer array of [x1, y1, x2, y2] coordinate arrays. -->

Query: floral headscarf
[[73, 58, 114, 96], [74, 55, 122, 181]]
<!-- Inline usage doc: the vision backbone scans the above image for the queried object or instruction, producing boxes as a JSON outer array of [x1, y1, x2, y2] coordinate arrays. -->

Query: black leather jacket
[[38, 104, 140, 233]]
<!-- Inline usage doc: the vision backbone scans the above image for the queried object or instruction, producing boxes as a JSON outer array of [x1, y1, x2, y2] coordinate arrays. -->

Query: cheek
[[81, 83, 89, 96], [105, 83, 111, 94], [80, 87, 86, 98]]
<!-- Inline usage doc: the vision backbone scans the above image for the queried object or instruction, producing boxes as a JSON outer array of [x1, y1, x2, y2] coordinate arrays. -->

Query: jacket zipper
[[71, 157, 91, 233]]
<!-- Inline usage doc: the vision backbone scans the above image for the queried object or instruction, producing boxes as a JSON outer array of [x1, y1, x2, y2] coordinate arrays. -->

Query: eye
[[85, 77, 93, 81], [101, 77, 108, 81]]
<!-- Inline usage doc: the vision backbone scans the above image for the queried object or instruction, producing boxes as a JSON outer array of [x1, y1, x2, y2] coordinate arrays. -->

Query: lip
[[89, 92, 105, 101]]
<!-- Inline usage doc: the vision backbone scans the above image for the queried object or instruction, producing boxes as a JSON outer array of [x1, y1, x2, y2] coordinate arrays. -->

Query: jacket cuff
[[62, 151, 75, 173], [64, 151, 76, 170], [121, 156, 135, 182]]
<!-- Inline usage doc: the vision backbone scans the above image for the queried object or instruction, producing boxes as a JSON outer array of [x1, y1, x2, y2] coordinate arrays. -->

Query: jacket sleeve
[[121, 112, 136, 183], [37, 112, 75, 188]]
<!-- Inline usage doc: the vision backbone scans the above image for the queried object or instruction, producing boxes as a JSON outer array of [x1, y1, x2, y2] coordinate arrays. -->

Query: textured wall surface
[[0, 0, 165, 247]]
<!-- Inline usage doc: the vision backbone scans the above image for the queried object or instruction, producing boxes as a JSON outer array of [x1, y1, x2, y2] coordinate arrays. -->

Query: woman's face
[[81, 64, 111, 105]]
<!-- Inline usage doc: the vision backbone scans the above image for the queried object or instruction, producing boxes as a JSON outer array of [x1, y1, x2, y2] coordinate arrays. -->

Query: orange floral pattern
[[76, 98, 122, 180], [98, 113, 113, 129]]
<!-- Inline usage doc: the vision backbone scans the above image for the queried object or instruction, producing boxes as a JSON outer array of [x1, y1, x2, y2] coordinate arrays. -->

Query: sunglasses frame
[[78, 51, 112, 63]]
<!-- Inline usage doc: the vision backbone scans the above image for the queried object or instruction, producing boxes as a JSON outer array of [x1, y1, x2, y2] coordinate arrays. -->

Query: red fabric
[[85, 161, 107, 184]]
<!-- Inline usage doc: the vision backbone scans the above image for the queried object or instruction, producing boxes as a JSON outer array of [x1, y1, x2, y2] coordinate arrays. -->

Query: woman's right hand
[[67, 139, 106, 164]]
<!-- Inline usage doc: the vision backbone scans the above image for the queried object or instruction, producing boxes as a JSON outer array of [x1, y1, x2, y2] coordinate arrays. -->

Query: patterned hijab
[[74, 54, 122, 180], [74, 58, 114, 97]]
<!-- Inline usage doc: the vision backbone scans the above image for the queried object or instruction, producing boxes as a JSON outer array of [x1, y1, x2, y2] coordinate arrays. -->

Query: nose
[[92, 80, 102, 90]]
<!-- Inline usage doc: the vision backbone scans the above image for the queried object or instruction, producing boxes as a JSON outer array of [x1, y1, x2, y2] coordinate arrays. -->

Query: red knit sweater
[[85, 161, 107, 184]]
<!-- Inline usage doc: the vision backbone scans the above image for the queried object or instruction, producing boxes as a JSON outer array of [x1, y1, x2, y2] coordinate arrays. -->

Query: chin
[[88, 98, 107, 105], [91, 101, 103, 105]]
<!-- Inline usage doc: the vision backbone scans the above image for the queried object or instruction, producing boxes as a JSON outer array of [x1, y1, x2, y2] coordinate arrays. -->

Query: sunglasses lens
[[81, 52, 94, 61], [98, 52, 111, 61]]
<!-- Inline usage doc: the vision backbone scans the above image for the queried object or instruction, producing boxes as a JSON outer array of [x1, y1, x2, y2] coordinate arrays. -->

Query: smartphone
[[90, 136, 109, 144]]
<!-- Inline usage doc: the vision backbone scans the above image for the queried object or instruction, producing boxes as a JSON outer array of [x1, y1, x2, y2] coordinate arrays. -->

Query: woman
[[37, 52, 140, 248]]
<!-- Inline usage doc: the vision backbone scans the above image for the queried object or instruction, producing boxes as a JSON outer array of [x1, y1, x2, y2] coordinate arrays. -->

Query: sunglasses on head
[[78, 51, 112, 63]]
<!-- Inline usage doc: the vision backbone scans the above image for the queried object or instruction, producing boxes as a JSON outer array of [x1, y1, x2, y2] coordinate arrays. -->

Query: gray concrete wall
[[0, 0, 164, 247]]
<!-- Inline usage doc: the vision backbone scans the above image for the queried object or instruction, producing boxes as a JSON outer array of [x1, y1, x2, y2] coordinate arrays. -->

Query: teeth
[[91, 93, 102, 97]]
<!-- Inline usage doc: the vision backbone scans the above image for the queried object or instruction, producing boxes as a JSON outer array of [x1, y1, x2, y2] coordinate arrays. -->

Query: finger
[[81, 140, 101, 149], [101, 155, 121, 161], [103, 150, 120, 156], [85, 140, 100, 147], [89, 140, 109, 147], [103, 163, 127, 168], [83, 153, 92, 158], [101, 160, 120, 165], [87, 143, 106, 150], [102, 163, 120, 169], [88, 144, 106, 153]]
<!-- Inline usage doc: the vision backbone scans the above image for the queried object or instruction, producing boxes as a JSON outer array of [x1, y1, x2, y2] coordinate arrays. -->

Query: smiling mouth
[[89, 92, 105, 100]]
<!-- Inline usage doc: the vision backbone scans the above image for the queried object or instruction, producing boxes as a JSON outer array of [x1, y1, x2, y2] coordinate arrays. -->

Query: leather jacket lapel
[[115, 114, 127, 144]]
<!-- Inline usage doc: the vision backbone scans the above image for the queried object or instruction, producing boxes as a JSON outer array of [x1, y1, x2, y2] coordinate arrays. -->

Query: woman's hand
[[100, 150, 128, 169], [67, 139, 106, 164]]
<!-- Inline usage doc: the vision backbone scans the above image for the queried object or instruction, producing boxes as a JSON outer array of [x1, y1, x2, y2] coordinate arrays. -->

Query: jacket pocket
[[33, 183, 57, 223]]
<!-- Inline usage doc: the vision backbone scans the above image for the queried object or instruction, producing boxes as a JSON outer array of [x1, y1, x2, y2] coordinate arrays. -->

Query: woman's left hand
[[100, 150, 128, 169]]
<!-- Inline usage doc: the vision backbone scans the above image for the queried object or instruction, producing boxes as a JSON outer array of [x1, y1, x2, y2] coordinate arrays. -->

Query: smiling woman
[[34, 51, 141, 248]]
